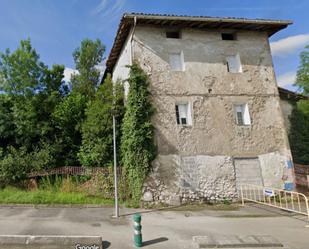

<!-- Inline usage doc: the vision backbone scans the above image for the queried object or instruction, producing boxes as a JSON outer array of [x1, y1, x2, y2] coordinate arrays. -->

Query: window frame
[[234, 103, 251, 126], [175, 102, 192, 126]]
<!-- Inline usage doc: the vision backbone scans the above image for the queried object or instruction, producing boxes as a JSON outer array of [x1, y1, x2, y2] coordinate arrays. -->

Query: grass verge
[[0, 187, 114, 205]]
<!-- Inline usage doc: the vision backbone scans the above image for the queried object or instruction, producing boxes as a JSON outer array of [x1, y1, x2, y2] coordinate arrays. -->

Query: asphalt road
[[0, 203, 307, 248]]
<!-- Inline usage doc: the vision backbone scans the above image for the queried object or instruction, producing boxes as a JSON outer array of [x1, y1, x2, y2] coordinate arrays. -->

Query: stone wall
[[143, 155, 237, 205]]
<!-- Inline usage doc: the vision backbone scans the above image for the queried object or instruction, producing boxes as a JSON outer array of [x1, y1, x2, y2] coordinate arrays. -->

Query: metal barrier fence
[[240, 184, 309, 223]]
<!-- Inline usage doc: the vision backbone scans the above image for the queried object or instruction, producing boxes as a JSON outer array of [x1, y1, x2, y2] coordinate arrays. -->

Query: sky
[[0, 0, 309, 91]]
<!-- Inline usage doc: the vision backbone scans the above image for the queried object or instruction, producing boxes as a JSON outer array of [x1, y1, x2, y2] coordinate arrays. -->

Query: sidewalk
[[0, 203, 307, 248]]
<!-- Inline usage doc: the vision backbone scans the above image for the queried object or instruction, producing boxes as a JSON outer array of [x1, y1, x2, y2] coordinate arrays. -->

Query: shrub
[[0, 146, 52, 186]]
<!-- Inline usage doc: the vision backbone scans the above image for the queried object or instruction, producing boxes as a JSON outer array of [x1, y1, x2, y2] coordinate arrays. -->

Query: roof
[[105, 13, 292, 75], [278, 87, 308, 101]]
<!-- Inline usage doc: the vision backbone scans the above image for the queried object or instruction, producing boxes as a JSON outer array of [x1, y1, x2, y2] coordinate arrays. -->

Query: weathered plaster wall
[[115, 25, 293, 204], [112, 28, 133, 96], [279, 99, 294, 132]]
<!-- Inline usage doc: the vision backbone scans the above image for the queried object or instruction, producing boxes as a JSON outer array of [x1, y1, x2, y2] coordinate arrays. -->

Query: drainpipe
[[130, 16, 137, 64]]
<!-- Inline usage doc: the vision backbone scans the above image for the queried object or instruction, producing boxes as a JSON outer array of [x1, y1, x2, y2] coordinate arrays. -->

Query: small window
[[226, 54, 242, 73], [169, 52, 185, 71], [175, 103, 191, 125], [222, 33, 236, 40], [166, 31, 181, 39], [234, 104, 251, 126]]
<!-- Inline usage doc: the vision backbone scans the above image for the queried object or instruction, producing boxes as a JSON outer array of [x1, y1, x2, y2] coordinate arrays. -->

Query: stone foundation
[[143, 154, 238, 205], [143, 152, 292, 205]]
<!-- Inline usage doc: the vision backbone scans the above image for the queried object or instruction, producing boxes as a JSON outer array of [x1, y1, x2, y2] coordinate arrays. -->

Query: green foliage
[[79, 168, 127, 201], [0, 186, 113, 205], [297, 99, 309, 116], [71, 39, 105, 98], [78, 75, 124, 166], [0, 39, 46, 96], [120, 63, 156, 205], [0, 38, 125, 190], [295, 45, 309, 95], [0, 95, 15, 148], [0, 39, 64, 181], [289, 46, 309, 164], [52, 93, 88, 166], [0, 40, 65, 151], [288, 101, 309, 164], [0, 146, 52, 186]]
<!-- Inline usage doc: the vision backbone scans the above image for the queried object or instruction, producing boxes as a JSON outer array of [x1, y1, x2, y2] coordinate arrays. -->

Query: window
[[175, 103, 191, 125], [221, 33, 236, 41], [226, 54, 242, 73], [169, 52, 185, 71], [234, 104, 251, 126], [166, 31, 181, 39]]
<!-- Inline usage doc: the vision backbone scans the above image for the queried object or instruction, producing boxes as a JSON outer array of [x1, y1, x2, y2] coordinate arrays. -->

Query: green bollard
[[133, 213, 142, 247]]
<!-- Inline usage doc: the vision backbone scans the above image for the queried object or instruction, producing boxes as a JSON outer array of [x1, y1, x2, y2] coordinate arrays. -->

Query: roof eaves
[[104, 13, 293, 79]]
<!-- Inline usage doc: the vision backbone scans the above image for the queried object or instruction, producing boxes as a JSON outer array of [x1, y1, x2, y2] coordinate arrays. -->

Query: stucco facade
[[109, 14, 294, 205]]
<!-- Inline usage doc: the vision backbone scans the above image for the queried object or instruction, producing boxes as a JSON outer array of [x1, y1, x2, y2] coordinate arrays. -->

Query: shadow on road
[[247, 202, 309, 224], [142, 237, 168, 247]]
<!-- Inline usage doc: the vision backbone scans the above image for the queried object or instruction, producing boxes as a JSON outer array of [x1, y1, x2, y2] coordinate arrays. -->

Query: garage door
[[234, 158, 264, 191]]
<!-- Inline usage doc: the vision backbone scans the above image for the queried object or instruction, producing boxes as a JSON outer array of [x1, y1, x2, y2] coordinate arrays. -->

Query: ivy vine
[[120, 63, 156, 206]]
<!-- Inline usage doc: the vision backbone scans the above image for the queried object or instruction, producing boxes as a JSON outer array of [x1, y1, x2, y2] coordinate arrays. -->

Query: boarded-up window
[[169, 52, 185, 71], [226, 54, 242, 73]]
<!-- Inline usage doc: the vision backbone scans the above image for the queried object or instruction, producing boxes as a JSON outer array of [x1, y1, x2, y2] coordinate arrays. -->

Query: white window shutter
[[186, 103, 192, 125], [178, 104, 187, 119], [243, 104, 251, 125]]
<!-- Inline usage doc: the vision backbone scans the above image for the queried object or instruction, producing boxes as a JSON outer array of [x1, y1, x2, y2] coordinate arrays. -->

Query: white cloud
[[270, 34, 309, 57], [92, 0, 125, 18], [277, 71, 296, 87], [63, 67, 78, 83], [91, 0, 126, 32]]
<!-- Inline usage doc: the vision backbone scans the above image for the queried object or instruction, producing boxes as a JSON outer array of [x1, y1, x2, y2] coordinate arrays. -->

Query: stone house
[[105, 13, 295, 204]]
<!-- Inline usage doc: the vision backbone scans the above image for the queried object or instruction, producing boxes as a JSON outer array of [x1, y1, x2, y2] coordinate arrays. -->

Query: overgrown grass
[[0, 187, 114, 205]]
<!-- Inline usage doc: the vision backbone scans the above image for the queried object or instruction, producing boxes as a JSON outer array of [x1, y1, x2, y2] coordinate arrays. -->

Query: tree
[[78, 75, 124, 167], [52, 93, 87, 166], [0, 39, 46, 96], [288, 103, 309, 164], [0, 95, 15, 148], [295, 45, 309, 95], [52, 38, 106, 166], [289, 45, 309, 164], [120, 64, 156, 205], [0, 39, 65, 151], [71, 39, 105, 98], [0, 39, 64, 181]]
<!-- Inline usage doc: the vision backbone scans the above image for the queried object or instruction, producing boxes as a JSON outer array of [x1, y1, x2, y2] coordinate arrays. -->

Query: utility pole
[[113, 114, 119, 218]]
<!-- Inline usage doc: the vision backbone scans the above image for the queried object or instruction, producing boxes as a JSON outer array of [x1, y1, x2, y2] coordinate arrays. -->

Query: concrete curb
[[0, 235, 103, 249], [192, 235, 284, 248]]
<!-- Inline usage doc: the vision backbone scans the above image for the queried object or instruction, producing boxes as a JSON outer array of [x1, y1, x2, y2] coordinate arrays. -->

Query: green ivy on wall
[[120, 63, 156, 206]]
